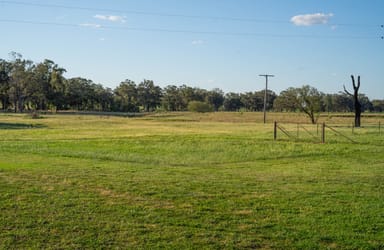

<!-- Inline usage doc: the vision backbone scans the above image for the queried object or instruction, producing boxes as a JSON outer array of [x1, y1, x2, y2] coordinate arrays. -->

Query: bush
[[187, 101, 213, 113]]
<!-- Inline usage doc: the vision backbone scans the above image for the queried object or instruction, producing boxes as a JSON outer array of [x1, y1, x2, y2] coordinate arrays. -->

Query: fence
[[273, 121, 382, 144]]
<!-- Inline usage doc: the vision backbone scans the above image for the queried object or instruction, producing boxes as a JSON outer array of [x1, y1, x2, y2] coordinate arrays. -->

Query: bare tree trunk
[[355, 101, 361, 127], [344, 75, 361, 128]]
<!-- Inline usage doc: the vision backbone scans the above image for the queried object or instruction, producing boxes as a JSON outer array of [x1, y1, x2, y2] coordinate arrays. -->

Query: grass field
[[0, 112, 383, 249]]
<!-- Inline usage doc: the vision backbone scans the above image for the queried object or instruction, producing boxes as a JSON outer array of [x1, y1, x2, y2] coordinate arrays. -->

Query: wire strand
[[0, 19, 380, 40], [0, 0, 381, 27]]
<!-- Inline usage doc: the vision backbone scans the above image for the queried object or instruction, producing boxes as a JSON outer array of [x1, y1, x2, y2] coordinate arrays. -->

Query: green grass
[[0, 112, 383, 249]]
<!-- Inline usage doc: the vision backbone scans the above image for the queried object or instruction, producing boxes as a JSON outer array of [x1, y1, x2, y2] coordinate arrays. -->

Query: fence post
[[274, 121, 277, 140], [322, 123, 326, 144], [379, 122, 381, 135]]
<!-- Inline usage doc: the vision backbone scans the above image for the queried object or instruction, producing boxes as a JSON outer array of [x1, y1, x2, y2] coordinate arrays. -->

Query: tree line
[[1, 53, 384, 116]]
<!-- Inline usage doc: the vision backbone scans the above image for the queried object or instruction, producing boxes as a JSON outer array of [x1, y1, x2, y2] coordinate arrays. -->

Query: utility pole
[[259, 74, 274, 124]]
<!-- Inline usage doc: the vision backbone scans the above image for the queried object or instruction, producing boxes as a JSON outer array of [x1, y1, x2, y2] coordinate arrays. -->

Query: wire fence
[[274, 121, 383, 144]]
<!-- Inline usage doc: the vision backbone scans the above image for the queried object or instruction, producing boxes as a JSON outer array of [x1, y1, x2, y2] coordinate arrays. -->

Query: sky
[[1, 0, 383, 99]]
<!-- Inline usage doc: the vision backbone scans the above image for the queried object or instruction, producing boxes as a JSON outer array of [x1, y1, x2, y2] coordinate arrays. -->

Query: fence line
[[273, 121, 381, 144], [298, 124, 319, 142], [274, 122, 323, 143], [323, 124, 356, 143], [274, 122, 295, 140]]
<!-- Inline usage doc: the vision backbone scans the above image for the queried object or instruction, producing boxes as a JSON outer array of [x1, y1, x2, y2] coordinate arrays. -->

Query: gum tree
[[275, 85, 323, 124]]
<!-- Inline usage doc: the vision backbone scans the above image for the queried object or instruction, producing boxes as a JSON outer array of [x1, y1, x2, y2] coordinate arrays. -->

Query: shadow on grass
[[0, 122, 46, 130]]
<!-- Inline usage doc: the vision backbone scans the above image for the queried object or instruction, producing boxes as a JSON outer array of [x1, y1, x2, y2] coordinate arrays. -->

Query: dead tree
[[344, 75, 361, 127]]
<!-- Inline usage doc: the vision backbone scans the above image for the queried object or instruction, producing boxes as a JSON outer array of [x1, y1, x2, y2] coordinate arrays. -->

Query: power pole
[[259, 74, 274, 124]]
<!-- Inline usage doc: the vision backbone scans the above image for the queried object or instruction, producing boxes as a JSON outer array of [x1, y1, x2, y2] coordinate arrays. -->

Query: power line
[[0, 1, 288, 24], [0, 0, 382, 28], [0, 19, 380, 40], [0, 19, 80, 28]]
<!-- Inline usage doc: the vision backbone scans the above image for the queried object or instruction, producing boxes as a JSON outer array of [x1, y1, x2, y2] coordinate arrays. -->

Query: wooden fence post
[[274, 121, 277, 140], [322, 123, 326, 144]]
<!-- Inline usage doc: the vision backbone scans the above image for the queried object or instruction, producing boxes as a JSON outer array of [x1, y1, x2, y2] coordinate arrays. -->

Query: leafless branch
[[357, 75, 361, 90], [343, 85, 353, 96]]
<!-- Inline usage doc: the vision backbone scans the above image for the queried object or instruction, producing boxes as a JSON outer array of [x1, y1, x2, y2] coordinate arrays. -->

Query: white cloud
[[94, 14, 126, 23], [291, 13, 334, 26], [192, 40, 204, 45], [79, 23, 102, 28]]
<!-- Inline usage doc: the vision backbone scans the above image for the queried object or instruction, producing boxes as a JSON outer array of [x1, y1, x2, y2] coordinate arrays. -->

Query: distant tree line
[[1, 54, 383, 114]]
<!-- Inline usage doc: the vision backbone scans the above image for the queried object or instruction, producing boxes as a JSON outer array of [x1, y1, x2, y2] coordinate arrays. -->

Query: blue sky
[[1, 0, 383, 99]]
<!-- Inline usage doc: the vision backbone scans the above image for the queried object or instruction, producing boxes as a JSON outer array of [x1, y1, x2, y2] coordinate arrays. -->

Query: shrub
[[187, 101, 213, 113]]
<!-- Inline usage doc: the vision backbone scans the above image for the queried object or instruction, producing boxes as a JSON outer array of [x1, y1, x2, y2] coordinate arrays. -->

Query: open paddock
[[0, 112, 383, 249]]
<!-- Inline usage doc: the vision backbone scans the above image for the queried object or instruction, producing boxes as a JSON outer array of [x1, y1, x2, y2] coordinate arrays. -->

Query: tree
[[114, 80, 139, 112], [273, 88, 298, 112], [179, 85, 207, 106], [206, 88, 224, 111], [0, 59, 11, 110], [1, 55, 67, 112], [241, 92, 263, 111], [265, 90, 277, 111], [27, 60, 66, 111], [93, 85, 114, 111], [223, 92, 243, 111], [372, 99, 384, 112], [137, 80, 162, 112], [359, 94, 373, 112], [274, 86, 323, 124], [241, 90, 276, 112], [26, 65, 46, 110], [65, 77, 95, 110], [40, 60, 66, 110], [8, 53, 34, 112], [161, 85, 184, 111], [296, 85, 323, 124], [333, 93, 354, 112], [344, 75, 362, 127]]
